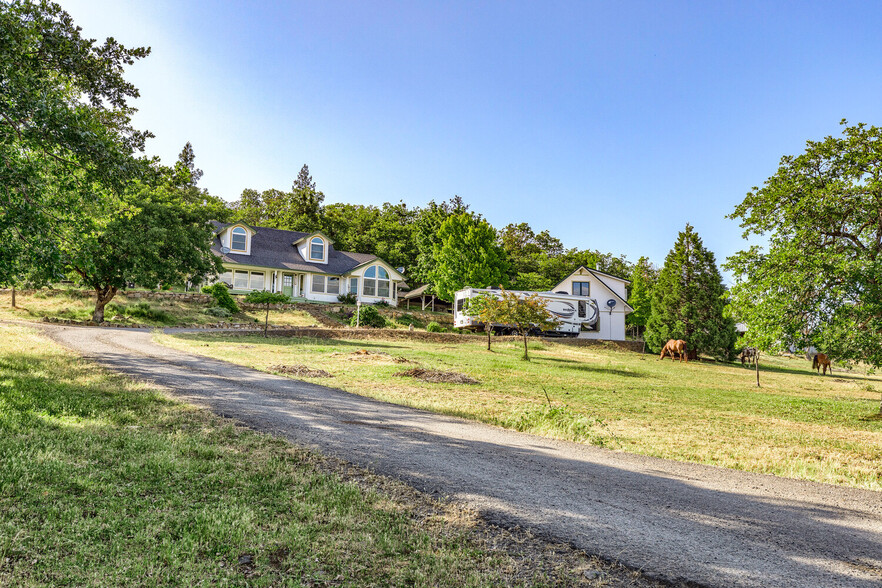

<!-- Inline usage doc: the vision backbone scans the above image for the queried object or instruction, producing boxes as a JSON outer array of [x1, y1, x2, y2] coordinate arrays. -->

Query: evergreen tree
[[626, 256, 656, 337], [176, 142, 203, 185], [645, 224, 736, 360]]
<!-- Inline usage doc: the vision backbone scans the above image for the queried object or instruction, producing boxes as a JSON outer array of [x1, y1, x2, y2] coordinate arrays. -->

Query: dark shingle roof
[[210, 221, 378, 275]]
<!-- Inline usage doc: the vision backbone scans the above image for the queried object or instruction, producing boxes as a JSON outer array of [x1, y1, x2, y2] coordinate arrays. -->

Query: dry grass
[[0, 290, 318, 328], [157, 332, 882, 490]]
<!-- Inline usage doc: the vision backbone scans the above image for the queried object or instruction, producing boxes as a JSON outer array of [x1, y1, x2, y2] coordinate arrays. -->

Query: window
[[218, 271, 233, 286], [327, 277, 340, 295], [250, 272, 265, 290], [233, 271, 249, 289], [231, 227, 247, 252], [362, 266, 391, 297], [578, 300, 586, 318], [572, 281, 590, 296], [377, 267, 390, 297], [312, 275, 325, 293], [309, 237, 324, 260], [363, 266, 376, 296], [349, 277, 358, 294]]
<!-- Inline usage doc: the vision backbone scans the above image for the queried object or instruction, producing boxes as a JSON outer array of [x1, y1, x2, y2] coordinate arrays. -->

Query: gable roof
[[211, 221, 394, 276], [293, 231, 335, 246], [555, 266, 633, 312]]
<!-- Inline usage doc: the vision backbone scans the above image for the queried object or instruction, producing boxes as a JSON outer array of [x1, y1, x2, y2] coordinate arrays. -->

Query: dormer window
[[231, 227, 247, 252], [309, 237, 324, 261]]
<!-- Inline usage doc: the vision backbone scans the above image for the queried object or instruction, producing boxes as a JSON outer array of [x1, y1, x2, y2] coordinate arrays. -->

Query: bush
[[350, 305, 387, 328], [203, 306, 231, 318], [337, 292, 357, 304], [394, 313, 420, 327], [202, 282, 239, 314], [426, 321, 443, 333], [125, 302, 173, 323], [374, 300, 390, 308]]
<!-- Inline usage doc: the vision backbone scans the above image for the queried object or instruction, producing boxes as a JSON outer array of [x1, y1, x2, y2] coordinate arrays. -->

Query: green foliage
[[203, 306, 231, 319], [243, 291, 290, 306], [626, 256, 657, 330], [645, 225, 736, 360], [725, 121, 882, 366], [202, 283, 239, 314], [337, 292, 357, 304], [0, 0, 151, 285], [492, 289, 561, 360], [244, 291, 291, 337], [426, 321, 443, 333], [105, 301, 172, 323], [430, 214, 509, 301], [350, 305, 388, 328], [232, 165, 324, 233]]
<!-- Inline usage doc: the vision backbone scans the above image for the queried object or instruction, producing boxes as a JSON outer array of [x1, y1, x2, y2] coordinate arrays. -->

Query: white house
[[552, 266, 632, 340], [210, 221, 407, 306]]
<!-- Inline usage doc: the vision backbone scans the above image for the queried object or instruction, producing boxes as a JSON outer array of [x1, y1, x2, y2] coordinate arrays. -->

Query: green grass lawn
[[157, 332, 882, 490], [0, 290, 319, 328], [1, 324, 583, 586]]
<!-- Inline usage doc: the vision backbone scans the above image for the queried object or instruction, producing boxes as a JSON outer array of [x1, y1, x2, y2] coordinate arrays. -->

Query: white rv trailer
[[453, 287, 599, 337]]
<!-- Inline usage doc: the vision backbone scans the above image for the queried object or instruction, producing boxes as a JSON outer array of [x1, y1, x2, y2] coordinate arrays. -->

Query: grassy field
[[0, 290, 319, 328], [157, 332, 882, 490], [3, 324, 636, 586]]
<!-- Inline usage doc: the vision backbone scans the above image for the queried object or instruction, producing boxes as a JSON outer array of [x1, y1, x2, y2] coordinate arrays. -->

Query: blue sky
[[59, 0, 882, 274]]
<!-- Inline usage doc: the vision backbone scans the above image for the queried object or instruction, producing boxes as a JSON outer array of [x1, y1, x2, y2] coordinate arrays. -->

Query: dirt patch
[[269, 364, 333, 378], [394, 368, 480, 384], [330, 349, 416, 364]]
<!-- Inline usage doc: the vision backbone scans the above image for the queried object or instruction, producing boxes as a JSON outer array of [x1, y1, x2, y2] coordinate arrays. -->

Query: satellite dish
[[606, 299, 617, 308], [220, 246, 231, 254]]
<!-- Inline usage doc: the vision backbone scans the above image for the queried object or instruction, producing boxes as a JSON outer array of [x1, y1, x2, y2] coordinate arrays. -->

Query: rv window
[[456, 299, 464, 312], [578, 301, 586, 318]]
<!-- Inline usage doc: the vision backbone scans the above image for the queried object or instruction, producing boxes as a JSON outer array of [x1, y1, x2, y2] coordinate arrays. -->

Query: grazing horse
[[740, 347, 758, 366], [812, 353, 831, 375], [659, 339, 688, 363]]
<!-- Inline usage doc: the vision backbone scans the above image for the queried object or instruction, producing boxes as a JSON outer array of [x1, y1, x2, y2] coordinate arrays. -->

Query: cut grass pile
[[394, 368, 481, 384], [0, 290, 318, 328], [158, 332, 882, 490], [1, 324, 589, 586]]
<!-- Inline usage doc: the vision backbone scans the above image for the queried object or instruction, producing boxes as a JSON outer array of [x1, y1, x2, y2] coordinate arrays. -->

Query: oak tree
[[726, 121, 882, 366]]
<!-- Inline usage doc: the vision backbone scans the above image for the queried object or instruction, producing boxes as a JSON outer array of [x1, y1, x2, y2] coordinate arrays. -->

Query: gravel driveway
[[45, 325, 882, 588]]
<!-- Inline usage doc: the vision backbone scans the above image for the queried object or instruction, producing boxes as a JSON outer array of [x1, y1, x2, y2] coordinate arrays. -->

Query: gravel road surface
[[43, 325, 882, 587]]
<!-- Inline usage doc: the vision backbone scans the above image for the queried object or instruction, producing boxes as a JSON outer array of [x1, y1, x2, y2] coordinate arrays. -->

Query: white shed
[[552, 267, 632, 341]]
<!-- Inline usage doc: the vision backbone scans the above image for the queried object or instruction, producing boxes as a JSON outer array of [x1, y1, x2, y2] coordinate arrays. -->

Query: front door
[[282, 274, 294, 298]]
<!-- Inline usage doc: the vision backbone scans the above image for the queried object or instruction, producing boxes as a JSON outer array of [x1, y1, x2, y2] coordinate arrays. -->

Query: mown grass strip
[[157, 332, 882, 490], [0, 324, 574, 586]]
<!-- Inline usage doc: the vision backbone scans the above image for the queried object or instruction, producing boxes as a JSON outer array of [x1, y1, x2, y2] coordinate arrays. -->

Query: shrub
[[203, 306, 231, 318], [426, 321, 443, 333], [374, 300, 390, 308], [125, 302, 173, 323], [202, 282, 239, 314], [350, 305, 387, 328], [394, 313, 420, 327], [337, 292, 357, 304]]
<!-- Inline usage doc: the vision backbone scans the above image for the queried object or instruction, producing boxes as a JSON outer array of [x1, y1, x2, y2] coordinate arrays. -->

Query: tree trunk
[[264, 304, 270, 338], [486, 326, 491, 350], [11, 286, 15, 308], [523, 333, 529, 361], [755, 351, 760, 387], [92, 286, 118, 323]]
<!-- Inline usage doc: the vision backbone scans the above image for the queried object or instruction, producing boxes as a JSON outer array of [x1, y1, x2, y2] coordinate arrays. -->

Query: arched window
[[309, 237, 324, 260], [231, 227, 247, 252], [362, 265, 391, 298]]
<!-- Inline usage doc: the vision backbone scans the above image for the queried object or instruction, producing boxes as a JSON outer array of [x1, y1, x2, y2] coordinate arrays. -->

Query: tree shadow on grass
[[168, 332, 406, 351]]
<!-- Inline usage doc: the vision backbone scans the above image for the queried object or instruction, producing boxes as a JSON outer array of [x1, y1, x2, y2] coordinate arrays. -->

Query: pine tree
[[645, 224, 736, 360], [177, 142, 203, 185], [625, 256, 655, 338]]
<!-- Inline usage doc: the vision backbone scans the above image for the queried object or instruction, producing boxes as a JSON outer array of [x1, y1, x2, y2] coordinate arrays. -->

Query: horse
[[740, 347, 758, 366], [812, 353, 831, 375], [659, 339, 688, 363]]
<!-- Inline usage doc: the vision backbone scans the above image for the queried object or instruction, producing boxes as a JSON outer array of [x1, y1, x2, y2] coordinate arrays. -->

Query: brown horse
[[812, 353, 831, 375], [659, 339, 688, 363], [740, 347, 758, 366]]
